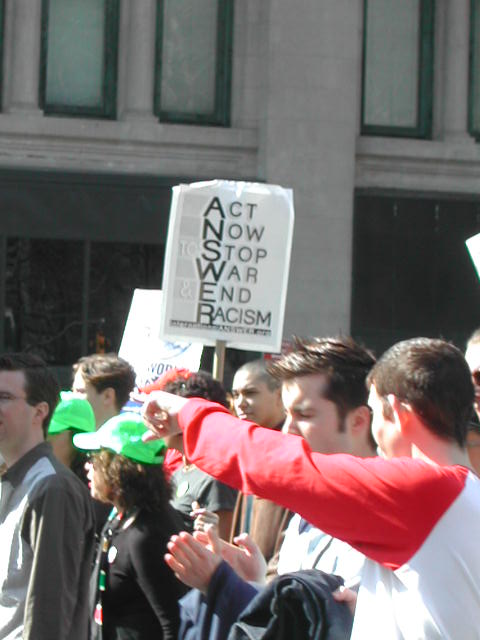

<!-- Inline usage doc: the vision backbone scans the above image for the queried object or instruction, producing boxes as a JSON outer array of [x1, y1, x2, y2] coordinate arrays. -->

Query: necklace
[[93, 507, 139, 628]]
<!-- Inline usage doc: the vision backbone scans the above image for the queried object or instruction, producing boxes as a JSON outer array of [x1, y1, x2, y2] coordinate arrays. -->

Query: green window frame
[[154, 0, 233, 126], [469, 0, 480, 139], [361, 0, 435, 138], [39, 0, 119, 119], [0, 1, 4, 111]]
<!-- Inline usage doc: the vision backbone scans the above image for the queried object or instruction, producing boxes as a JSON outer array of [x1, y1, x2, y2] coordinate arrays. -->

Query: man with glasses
[[0, 353, 94, 640], [465, 328, 480, 474]]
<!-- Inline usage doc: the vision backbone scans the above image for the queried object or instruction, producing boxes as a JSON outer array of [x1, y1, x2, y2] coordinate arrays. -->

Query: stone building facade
[[0, 0, 478, 368]]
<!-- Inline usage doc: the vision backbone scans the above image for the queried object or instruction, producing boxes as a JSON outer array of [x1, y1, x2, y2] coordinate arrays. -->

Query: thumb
[[233, 532, 258, 554], [205, 524, 221, 555], [142, 431, 161, 442], [191, 501, 201, 511]]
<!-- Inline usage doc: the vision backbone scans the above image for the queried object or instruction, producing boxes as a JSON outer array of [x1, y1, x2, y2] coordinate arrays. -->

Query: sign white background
[[467, 232, 480, 281], [159, 181, 294, 352], [119, 289, 203, 388]]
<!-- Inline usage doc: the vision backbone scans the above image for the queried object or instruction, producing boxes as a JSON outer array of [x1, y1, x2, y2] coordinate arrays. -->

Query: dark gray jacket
[[0, 442, 95, 640]]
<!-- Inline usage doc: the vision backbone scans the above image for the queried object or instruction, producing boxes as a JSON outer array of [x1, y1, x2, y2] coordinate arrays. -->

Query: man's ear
[[388, 394, 414, 434], [34, 401, 49, 427], [346, 405, 371, 435], [101, 386, 116, 408]]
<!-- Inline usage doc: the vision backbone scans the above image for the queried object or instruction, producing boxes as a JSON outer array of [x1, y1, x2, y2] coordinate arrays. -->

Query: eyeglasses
[[0, 392, 27, 405], [472, 370, 480, 386]]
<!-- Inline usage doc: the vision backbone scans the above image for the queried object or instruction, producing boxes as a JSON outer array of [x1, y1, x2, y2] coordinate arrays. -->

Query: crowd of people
[[0, 331, 479, 639]]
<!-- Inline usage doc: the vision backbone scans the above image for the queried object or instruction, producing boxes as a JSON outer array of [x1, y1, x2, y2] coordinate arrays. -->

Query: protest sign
[[159, 180, 294, 352], [466, 232, 480, 281], [119, 289, 203, 388]]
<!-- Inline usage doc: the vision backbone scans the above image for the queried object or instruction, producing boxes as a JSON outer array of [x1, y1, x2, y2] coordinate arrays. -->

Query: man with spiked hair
[[143, 337, 480, 639]]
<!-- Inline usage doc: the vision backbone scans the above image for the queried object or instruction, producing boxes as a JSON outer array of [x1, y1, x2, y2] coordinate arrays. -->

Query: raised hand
[[194, 529, 267, 584], [165, 526, 222, 594], [136, 390, 188, 443], [191, 501, 220, 534]]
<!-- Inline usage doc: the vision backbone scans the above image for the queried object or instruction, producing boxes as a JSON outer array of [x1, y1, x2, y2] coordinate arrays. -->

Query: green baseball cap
[[48, 391, 96, 435], [72, 412, 166, 465]]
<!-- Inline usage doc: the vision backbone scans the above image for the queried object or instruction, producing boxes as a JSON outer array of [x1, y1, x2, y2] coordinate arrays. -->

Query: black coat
[[228, 570, 353, 640]]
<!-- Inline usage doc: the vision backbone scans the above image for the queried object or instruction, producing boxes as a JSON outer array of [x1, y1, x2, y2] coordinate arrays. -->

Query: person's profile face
[[85, 456, 111, 503], [465, 343, 480, 420], [232, 369, 283, 429], [0, 370, 37, 451], [281, 373, 350, 454], [72, 369, 106, 429]]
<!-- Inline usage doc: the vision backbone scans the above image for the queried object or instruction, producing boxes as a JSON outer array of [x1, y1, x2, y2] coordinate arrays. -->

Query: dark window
[[154, 0, 233, 126], [351, 191, 480, 356], [39, 0, 119, 118], [361, 0, 434, 138], [469, 0, 480, 139], [0, 1, 5, 110], [2, 238, 163, 376]]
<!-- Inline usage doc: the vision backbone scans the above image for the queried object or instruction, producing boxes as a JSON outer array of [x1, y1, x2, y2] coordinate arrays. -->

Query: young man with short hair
[[230, 358, 287, 561], [271, 337, 376, 579], [143, 337, 480, 640], [232, 359, 285, 430], [0, 353, 95, 640], [72, 352, 136, 428]]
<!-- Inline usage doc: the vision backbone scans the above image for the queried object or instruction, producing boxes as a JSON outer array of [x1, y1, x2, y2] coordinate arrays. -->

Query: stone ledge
[[356, 136, 480, 194], [0, 114, 259, 177]]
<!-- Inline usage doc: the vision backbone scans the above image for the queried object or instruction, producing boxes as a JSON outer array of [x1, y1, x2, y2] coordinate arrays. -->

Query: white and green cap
[[73, 412, 166, 465]]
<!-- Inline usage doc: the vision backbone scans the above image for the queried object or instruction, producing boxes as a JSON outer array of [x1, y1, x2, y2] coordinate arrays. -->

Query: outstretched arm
[[143, 394, 469, 569]]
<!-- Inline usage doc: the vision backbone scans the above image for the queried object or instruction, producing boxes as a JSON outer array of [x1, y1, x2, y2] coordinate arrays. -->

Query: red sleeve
[[163, 448, 183, 482], [179, 398, 468, 569]]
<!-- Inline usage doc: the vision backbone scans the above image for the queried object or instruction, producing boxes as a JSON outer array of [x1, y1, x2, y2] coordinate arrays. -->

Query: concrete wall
[[257, 1, 362, 337], [0, 0, 479, 345]]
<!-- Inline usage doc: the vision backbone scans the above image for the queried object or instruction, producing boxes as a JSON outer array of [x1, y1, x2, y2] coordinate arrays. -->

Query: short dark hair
[[268, 336, 376, 419], [234, 359, 281, 392], [367, 337, 474, 447], [92, 449, 171, 513], [163, 370, 230, 408], [0, 353, 60, 438], [73, 353, 136, 411]]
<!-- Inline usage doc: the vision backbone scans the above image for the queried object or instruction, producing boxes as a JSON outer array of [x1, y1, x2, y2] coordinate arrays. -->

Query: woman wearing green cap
[[73, 412, 186, 640]]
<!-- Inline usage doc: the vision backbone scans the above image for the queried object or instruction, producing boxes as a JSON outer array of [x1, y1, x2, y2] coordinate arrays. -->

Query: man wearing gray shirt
[[0, 353, 94, 640]]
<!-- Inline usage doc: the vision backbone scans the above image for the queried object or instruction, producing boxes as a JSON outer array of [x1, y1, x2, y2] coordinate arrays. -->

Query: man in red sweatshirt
[[142, 337, 480, 640]]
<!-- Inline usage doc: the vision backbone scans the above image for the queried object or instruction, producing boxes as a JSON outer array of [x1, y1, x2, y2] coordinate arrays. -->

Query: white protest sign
[[119, 289, 203, 388], [466, 232, 480, 281], [159, 180, 294, 352]]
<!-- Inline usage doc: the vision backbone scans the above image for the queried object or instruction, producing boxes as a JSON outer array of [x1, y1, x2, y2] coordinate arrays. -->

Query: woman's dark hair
[[163, 370, 230, 408], [92, 450, 171, 513]]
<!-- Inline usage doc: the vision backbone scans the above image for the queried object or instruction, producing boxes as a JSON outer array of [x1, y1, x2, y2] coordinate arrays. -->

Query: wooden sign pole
[[213, 339, 226, 382]]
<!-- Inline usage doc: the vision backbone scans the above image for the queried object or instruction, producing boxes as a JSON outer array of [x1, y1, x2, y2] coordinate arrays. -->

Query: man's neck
[[411, 440, 472, 470], [263, 413, 286, 431], [95, 408, 118, 430], [352, 440, 377, 458], [1, 434, 44, 468]]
